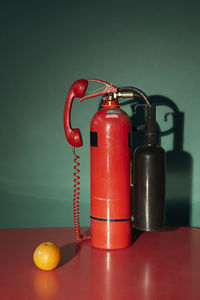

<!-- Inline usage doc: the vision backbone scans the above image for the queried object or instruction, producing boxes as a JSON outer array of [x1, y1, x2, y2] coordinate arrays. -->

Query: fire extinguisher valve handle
[[80, 79, 117, 102]]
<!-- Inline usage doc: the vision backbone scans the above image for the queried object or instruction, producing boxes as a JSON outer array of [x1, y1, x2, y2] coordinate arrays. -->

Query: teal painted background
[[0, 0, 200, 228]]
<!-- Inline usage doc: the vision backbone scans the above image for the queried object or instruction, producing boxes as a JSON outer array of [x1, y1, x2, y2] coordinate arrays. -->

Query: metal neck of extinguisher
[[144, 104, 156, 145]]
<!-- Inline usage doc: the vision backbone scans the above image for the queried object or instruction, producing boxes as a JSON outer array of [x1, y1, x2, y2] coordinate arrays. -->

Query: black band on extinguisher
[[90, 131, 98, 147], [90, 216, 131, 222]]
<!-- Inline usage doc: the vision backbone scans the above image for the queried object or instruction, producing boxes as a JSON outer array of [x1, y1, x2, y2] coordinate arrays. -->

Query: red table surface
[[0, 226, 200, 300]]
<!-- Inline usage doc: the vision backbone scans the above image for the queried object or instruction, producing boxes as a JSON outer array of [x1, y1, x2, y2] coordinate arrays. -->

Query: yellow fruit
[[33, 242, 61, 271]]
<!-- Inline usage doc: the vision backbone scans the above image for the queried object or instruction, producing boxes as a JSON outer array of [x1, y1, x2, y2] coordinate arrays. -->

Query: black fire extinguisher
[[117, 86, 166, 231], [133, 104, 165, 231]]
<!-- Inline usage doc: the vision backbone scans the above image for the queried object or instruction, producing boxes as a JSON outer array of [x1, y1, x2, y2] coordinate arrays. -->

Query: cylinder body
[[90, 100, 132, 249], [133, 145, 165, 231]]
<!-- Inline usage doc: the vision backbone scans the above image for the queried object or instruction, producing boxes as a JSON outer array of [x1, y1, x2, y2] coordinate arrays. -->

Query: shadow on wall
[[149, 95, 193, 227], [104, 95, 193, 227]]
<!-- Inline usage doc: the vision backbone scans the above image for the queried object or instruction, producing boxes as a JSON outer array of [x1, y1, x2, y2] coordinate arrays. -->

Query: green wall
[[0, 0, 200, 228]]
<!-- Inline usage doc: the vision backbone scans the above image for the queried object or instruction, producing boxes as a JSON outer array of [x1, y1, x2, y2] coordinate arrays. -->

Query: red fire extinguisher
[[63, 79, 165, 250]]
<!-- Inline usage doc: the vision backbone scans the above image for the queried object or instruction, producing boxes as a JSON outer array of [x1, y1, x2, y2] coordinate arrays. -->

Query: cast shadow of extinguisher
[[148, 95, 193, 227]]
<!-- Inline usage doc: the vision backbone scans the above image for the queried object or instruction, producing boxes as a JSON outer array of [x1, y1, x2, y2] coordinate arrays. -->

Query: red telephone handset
[[63, 79, 88, 147]]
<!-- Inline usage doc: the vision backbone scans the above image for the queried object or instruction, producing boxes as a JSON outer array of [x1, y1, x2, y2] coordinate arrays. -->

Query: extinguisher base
[[91, 219, 132, 250]]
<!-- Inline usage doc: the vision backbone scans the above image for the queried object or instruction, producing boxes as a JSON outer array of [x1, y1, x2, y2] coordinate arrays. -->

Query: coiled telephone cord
[[72, 146, 91, 241]]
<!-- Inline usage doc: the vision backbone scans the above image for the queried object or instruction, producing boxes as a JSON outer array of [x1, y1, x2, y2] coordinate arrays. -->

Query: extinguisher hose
[[72, 146, 91, 241], [118, 86, 150, 105]]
